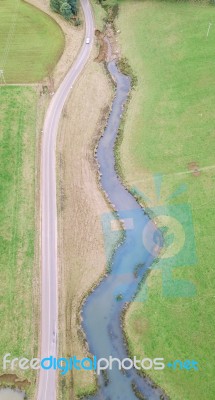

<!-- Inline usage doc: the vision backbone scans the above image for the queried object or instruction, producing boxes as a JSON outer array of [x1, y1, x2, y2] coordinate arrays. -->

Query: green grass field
[[116, 1, 215, 399], [0, 86, 37, 384], [0, 0, 64, 83]]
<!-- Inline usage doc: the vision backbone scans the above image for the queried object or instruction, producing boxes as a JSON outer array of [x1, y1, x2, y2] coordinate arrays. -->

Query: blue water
[[82, 61, 168, 400]]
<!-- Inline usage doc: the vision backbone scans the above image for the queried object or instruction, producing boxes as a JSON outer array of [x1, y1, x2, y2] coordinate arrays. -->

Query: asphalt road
[[37, 1, 94, 398]]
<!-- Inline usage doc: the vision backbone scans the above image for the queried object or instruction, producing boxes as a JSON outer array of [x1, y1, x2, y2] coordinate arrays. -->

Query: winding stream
[[82, 61, 168, 400]]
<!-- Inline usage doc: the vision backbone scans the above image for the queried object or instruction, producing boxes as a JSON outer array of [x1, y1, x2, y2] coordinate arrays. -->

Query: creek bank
[[81, 56, 168, 399]]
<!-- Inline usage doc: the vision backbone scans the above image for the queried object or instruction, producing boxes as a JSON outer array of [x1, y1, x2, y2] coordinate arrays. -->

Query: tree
[[50, 0, 78, 19], [60, 2, 72, 20], [50, 0, 61, 12], [68, 0, 78, 15]]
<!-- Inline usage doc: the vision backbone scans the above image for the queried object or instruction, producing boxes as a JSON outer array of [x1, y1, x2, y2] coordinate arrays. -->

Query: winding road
[[38, 1, 94, 398]]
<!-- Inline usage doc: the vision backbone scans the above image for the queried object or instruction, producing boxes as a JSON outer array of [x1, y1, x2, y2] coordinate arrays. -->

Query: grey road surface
[[37, 1, 94, 398]]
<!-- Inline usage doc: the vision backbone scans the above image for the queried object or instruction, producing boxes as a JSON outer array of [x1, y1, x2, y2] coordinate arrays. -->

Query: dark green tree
[[68, 0, 78, 15], [50, 0, 61, 12], [50, 0, 78, 19], [60, 1, 72, 20]]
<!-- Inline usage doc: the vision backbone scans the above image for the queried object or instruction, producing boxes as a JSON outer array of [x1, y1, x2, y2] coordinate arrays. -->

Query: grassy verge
[[57, 57, 113, 399], [0, 0, 64, 83], [115, 1, 215, 399], [91, 0, 107, 30], [0, 86, 38, 394]]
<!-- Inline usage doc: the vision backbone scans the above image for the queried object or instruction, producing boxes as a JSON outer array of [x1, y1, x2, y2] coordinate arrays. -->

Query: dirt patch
[[95, 24, 121, 63], [94, 30, 108, 62], [188, 161, 201, 176]]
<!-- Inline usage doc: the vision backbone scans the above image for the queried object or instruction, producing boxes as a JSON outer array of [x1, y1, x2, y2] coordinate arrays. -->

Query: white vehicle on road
[[86, 37, 90, 44]]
